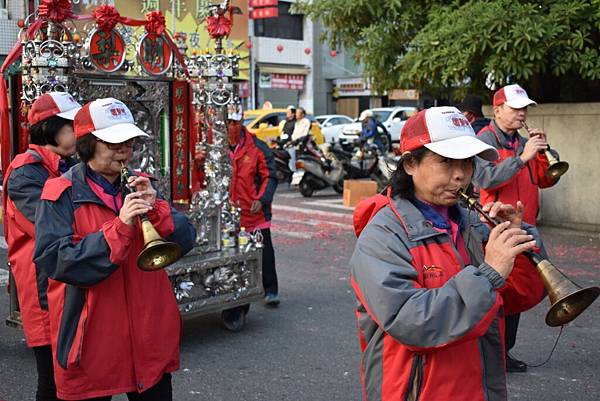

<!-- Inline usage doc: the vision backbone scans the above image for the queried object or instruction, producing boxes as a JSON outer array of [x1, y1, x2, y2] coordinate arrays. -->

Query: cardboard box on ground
[[343, 180, 378, 207]]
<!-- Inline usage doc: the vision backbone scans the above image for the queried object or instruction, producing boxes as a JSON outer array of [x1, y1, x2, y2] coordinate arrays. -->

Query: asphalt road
[[0, 186, 599, 401]]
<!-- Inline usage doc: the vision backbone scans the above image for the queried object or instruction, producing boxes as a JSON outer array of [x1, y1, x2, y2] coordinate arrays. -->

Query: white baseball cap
[[28, 92, 81, 125], [400, 106, 498, 161], [73, 98, 149, 142], [493, 84, 537, 109], [358, 110, 373, 121]]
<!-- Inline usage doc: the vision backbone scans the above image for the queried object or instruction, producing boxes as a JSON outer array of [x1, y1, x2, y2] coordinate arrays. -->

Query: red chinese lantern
[[245, 40, 253, 49], [304, 47, 312, 55], [330, 50, 338, 58], [17, 19, 25, 28], [276, 44, 284, 53]]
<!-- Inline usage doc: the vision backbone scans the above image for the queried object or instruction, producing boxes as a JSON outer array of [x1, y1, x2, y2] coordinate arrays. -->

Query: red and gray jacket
[[2, 145, 71, 347], [33, 162, 195, 400], [230, 127, 278, 230], [350, 192, 545, 401], [473, 121, 558, 225]]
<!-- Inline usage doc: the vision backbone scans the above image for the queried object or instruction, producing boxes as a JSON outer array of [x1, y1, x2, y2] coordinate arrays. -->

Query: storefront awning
[[258, 64, 310, 75]]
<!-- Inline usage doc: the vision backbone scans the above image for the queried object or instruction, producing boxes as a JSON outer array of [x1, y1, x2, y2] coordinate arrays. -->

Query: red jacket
[[33, 162, 195, 400], [350, 191, 545, 401], [2, 145, 65, 347], [474, 122, 558, 225], [229, 128, 277, 230]]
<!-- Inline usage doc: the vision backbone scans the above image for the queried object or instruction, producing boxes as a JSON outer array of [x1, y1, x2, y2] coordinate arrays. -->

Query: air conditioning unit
[[0, 9, 8, 20]]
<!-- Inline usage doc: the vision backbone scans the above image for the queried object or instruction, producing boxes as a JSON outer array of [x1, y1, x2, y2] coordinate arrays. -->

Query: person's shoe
[[222, 307, 247, 332], [264, 293, 280, 307], [506, 354, 527, 372]]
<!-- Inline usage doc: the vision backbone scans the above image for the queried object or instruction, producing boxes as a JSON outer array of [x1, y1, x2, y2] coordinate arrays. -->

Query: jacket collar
[[232, 127, 256, 159], [389, 196, 469, 242], [410, 197, 465, 232], [63, 162, 110, 206], [27, 144, 63, 176], [490, 120, 524, 149]]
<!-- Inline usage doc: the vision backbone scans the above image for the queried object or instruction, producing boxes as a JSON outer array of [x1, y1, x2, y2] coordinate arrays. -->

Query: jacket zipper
[[404, 354, 424, 401]]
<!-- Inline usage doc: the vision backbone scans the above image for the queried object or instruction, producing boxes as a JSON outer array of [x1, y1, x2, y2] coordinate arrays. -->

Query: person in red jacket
[[3, 91, 81, 401], [351, 106, 546, 401], [33, 98, 196, 401], [195, 105, 278, 330], [473, 84, 560, 372]]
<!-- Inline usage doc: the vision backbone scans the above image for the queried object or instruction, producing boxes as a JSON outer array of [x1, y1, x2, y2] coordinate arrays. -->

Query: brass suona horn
[[523, 122, 569, 179], [458, 190, 600, 327], [121, 164, 182, 271]]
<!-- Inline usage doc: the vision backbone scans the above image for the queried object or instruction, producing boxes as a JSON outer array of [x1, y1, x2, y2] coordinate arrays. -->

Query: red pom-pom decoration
[[38, 0, 74, 22], [93, 4, 121, 32], [145, 10, 166, 36]]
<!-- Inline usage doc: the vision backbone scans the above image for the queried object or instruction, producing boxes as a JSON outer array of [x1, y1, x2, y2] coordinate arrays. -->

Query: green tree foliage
[[297, 0, 600, 101]]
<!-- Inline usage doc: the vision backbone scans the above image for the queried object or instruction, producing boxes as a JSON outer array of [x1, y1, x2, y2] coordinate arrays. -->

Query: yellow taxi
[[243, 108, 325, 145]]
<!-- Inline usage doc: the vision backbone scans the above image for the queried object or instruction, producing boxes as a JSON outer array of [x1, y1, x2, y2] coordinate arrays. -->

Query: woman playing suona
[[33, 98, 196, 401], [351, 106, 546, 401], [3, 92, 81, 401]]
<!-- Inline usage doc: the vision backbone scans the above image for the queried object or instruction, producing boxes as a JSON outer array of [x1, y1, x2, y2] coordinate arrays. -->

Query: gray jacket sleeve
[[350, 210, 505, 350], [472, 131, 524, 190], [33, 190, 120, 287], [6, 164, 49, 223]]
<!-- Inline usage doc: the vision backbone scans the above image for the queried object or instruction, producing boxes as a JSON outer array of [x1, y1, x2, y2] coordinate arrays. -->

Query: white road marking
[[272, 204, 352, 220], [0, 236, 7, 249], [0, 269, 8, 286], [303, 200, 354, 211], [272, 217, 350, 229], [273, 231, 313, 239]]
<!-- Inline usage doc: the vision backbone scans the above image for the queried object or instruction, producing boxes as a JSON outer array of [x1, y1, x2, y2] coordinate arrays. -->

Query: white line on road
[[272, 217, 350, 229], [303, 200, 354, 211], [273, 231, 313, 239], [276, 193, 298, 198], [0, 269, 7, 286], [272, 204, 352, 220], [0, 236, 6, 249]]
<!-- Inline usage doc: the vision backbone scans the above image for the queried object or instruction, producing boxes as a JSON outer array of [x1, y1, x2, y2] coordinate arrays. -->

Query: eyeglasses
[[97, 138, 137, 150]]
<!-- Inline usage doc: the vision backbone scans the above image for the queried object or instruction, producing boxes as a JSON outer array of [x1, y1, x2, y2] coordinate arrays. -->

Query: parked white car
[[338, 107, 417, 146], [315, 114, 354, 143]]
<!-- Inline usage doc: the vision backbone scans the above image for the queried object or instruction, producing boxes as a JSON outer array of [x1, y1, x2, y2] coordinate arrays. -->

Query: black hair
[[29, 116, 72, 147], [76, 134, 98, 163], [389, 147, 430, 199], [297, 107, 306, 116]]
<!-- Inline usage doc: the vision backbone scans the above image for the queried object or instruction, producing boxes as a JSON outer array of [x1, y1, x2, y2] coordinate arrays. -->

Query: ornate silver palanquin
[[9, 2, 264, 323]]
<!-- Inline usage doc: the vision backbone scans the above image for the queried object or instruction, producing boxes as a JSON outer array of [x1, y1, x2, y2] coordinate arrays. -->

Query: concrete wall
[[483, 103, 600, 231]]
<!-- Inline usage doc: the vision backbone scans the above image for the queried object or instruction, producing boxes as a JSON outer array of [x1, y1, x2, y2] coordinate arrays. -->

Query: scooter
[[292, 137, 345, 197], [269, 137, 293, 184], [331, 139, 397, 191]]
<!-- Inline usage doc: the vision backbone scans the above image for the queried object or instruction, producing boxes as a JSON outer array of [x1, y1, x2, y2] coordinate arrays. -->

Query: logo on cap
[[445, 114, 472, 132]]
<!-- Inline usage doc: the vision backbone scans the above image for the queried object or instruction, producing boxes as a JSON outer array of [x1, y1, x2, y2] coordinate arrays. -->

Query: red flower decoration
[[304, 47, 312, 55], [93, 5, 121, 32], [245, 40, 253, 49], [330, 50, 338, 58], [145, 10, 166, 36], [206, 15, 232, 39], [38, 0, 74, 22], [276, 44, 284, 53]]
